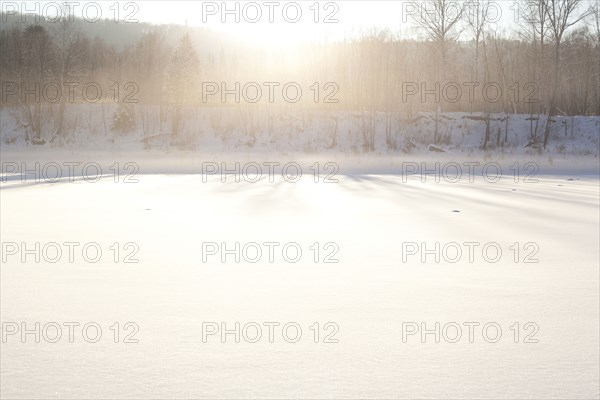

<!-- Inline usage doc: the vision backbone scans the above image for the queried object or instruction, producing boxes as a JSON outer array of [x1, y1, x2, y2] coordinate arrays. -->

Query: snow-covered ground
[[1, 157, 599, 398], [1, 107, 599, 157]]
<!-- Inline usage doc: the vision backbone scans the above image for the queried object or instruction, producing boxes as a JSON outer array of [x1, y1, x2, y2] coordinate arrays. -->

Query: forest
[[0, 0, 598, 150]]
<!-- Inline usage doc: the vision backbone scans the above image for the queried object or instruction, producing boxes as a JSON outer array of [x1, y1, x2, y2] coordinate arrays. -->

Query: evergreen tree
[[111, 102, 136, 134]]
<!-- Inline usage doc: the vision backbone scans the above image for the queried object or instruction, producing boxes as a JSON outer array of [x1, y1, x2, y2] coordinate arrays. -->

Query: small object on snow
[[567, 178, 575, 181], [452, 210, 461, 213], [428, 144, 446, 153]]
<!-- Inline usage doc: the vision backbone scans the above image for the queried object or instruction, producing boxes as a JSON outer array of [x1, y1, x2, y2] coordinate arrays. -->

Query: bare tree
[[521, 0, 550, 124], [466, 0, 492, 82], [53, 4, 85, 142], [20, 25, 54, 143], [410, 0, 464, 80], [542, 0, 591, 148], [593, 3, 600, 115], [522, 0, 550, 58], [465, 0, 492, 116], [410, 0, 464, 143]]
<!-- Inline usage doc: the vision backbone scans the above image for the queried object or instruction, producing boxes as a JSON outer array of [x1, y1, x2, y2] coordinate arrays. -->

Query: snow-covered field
[[1, 154, 598, 399]]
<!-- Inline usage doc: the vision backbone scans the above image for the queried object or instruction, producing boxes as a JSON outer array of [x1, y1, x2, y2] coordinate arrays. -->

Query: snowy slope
[[1, 106, 599, 157]]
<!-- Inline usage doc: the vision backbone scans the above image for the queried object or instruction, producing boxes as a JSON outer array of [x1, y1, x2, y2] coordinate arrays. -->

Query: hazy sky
[[5, 1, 596, 44]]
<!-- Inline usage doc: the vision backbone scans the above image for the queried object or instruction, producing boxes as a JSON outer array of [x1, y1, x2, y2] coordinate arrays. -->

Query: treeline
[[0, 0, 598, 148]]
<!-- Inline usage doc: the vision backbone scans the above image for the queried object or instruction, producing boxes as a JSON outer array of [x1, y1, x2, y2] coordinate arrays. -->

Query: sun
[[212, 16, 338, 49]]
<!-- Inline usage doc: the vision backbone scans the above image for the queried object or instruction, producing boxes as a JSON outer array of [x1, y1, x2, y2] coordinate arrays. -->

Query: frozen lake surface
[[1, 173, 599, 399]]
